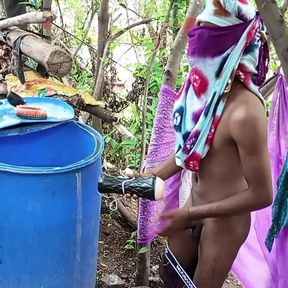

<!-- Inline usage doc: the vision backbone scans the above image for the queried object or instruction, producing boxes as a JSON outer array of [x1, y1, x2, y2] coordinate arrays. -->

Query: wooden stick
[[0, 11, 55, 30], [260, 74, 279, 99], [113, 123, 134, 139], [0, 27, 72, 77], [84, 105, 119, 123]]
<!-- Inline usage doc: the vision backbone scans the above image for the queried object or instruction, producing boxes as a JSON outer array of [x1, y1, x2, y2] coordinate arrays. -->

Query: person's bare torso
[[192, 81, 264, 205]]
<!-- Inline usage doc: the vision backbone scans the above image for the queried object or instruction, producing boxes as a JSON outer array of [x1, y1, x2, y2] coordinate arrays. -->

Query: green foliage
[[104, 93, 158, 169], [266, 99, 271, 115], [103, 14, 189, 169], [124, 232, 149, 254], [138, 246, 149, 254], [124, 231, 137, 250], [70, 64, 94, 93], [19, 0, 40, 10]]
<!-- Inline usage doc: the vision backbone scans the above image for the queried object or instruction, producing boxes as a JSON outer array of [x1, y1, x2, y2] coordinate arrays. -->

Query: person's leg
[[193, 214, 251, 288]]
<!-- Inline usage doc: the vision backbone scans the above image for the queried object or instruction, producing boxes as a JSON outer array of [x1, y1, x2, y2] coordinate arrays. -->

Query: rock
[[151, 265, 159, 273], [149, 276, 162, 285], [100, 274, 126, 288]]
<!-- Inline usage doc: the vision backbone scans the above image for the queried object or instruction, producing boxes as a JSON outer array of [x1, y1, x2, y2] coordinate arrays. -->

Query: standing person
[[134, 1, 273, 287]]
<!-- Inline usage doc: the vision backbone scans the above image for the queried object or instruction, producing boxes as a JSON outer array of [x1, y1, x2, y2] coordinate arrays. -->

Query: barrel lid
[[0, 97, 75, 135]]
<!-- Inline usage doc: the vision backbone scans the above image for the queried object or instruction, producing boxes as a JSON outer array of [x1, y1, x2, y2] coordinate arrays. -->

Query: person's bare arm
[[149, 153, 183, 180], [157, 104, 273, 235]]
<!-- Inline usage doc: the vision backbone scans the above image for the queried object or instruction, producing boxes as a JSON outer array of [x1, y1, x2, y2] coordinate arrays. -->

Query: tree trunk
[[172, 1, 179, 39], [0, 27, 72, 77], [92, 0, 110, 132], [256, 1, 288, 81], [164, 0, 203, 87], [72, 0, 97, 59], [94, 0, 110, 82]]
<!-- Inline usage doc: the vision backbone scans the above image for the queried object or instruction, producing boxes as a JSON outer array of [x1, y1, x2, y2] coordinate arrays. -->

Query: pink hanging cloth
[[233, 69, 288, 288]]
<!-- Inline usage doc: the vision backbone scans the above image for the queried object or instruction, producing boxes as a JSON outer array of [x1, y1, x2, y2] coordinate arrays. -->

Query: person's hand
[[154, 208, 194, 237]]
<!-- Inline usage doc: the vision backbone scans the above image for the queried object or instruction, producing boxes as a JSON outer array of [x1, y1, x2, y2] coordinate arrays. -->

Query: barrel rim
[[0, 122, 104, 174]]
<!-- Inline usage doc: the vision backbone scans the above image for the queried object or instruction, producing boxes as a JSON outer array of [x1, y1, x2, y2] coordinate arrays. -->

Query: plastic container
[[0, 121, 104, 288]]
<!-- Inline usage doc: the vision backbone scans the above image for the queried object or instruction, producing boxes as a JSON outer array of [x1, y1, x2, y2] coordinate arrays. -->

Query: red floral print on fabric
[[189, 67, 209, 98], [238, 0, 249, 4], [184, 152, 202, 171], [246, 25, 257, 45], [206, 116, 220, 146]]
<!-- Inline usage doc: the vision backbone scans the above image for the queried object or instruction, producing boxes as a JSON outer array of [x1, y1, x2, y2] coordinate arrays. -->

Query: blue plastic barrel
[[0, 121, 104, 288]]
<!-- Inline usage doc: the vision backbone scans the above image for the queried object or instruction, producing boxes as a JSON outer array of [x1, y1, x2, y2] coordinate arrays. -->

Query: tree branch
[[94, 0, 110, 82], [164, 0, 204, 87], [119, 3, 143, 18], [55, 0, 64, 28], [93, 18, 153, 101], [109, 18, 153, 42], [72, 0, 97, 59], [260, 74, 279, 100], [84, 105, 119, 123]]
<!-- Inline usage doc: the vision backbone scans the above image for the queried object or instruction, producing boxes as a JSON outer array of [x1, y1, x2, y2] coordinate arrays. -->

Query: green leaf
[[138, 246, 149, 254], [124, 244, 135, 250], [131, 231, 137, 239]]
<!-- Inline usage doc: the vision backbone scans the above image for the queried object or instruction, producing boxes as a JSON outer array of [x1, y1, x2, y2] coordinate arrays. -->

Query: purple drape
[[233, 69, 288, 288], [137, 85, 181, 244]]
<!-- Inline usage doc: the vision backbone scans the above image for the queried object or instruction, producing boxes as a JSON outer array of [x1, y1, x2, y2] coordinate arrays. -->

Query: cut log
[[0, 12, 55, 30], [0, 27, 72, 77]]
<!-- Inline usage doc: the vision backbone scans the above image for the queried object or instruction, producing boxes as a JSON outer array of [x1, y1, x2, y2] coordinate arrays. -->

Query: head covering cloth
[[173, 0, 269, 171]]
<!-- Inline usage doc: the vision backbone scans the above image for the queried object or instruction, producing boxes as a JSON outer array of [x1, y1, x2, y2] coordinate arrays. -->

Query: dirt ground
[[96, 200, 243, 288]]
